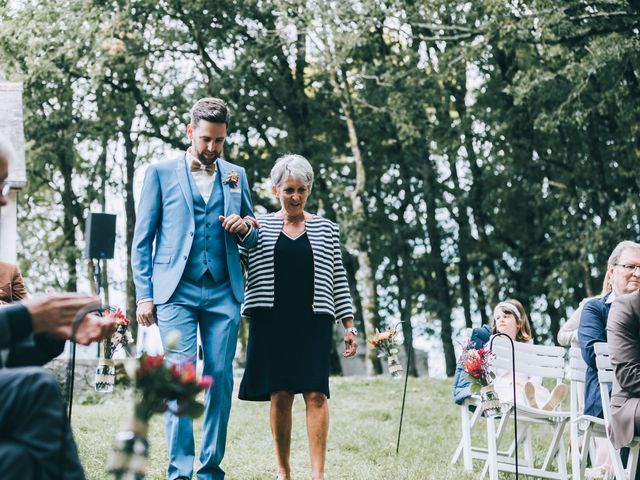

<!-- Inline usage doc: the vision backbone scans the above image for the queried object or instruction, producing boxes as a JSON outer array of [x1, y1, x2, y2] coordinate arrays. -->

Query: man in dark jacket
[[0, 136, 114, 479]]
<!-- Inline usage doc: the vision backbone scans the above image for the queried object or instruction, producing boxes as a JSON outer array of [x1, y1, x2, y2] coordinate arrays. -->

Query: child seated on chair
[[491, 299, 567, 410]]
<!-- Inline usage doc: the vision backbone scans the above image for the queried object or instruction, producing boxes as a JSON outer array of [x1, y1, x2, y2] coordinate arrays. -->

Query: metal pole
[[488, 332, 518, 480], [392, 320, 411, 455], [396, 342, 412, 454], [67, 260, 103, 424]]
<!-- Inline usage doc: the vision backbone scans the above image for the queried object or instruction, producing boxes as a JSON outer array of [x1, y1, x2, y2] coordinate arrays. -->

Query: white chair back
[[490, 335, 565, 382], [594, 342, 640, 480]]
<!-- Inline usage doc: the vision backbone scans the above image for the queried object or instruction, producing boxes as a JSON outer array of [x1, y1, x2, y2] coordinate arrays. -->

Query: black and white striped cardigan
[[239, 214, 354, 321]]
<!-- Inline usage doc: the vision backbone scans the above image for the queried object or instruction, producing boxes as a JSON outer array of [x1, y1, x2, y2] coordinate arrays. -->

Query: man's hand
[[52, 314, 116, 345], [136, 300, 157, 327], [24, 294, 101, 336], [219, 214, 249, 235]]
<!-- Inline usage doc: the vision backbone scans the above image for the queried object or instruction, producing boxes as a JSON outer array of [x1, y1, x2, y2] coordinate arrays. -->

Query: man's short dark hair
[[190, 97, 230, 127]]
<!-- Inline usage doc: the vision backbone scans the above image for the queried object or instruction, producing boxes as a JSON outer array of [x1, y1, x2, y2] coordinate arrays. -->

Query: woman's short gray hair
[[270, 154, 314, 190], [608, 240, 640, 266]]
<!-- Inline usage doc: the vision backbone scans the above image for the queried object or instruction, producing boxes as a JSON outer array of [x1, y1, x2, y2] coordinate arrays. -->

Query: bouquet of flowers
[[133, 353, 213, 422], [458, 342, 500, 416], [103, 308, 134, 359], [96, 308, 134, 393], [369, 327, 403, 379], [107, 332, 213, 479]]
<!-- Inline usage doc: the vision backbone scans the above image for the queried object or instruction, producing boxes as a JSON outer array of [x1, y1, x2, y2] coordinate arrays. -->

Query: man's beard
[[197, 149, 219, 166]]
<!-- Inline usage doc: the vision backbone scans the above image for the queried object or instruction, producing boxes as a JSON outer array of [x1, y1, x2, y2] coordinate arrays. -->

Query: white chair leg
[[626, 446, 639, 480], [571, 422, 582, 480], [609, 443, 627, 480], [485, 416, 499, 480]]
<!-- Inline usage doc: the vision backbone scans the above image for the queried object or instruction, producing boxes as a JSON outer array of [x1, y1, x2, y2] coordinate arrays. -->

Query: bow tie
[[190, 160, 216, 176]]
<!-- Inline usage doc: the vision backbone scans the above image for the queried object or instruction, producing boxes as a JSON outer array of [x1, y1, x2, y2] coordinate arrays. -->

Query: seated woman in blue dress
[[239, 154, 358, 480]]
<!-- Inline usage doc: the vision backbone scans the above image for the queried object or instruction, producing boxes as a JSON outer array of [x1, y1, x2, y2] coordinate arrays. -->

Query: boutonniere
[[223, 171, 239, 189]]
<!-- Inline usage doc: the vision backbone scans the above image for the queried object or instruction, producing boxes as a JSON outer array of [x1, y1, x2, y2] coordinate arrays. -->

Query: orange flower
[[378, 331, 392, 341]]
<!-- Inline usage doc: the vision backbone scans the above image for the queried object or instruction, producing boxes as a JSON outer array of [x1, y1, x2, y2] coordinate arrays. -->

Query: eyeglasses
[[0, 182, 9, 197], [614, 263, 640, 274]]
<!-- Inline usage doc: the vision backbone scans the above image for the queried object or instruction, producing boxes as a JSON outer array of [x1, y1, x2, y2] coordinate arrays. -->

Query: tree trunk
[[60, 149, 78, 292], [331, 68, 380, 375], [397, 256, 418, 377], [123, 115, 138, 341], [421, 160, 456, 376]]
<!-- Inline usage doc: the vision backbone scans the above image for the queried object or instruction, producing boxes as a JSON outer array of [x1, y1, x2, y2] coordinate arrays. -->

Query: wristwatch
[[344, 326, 358, 336]]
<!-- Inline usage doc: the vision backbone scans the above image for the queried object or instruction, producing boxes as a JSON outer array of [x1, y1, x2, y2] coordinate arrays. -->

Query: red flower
[[463, 350, 484, 378], [199, 376, 214, 389], [169, 362, 197, 383]]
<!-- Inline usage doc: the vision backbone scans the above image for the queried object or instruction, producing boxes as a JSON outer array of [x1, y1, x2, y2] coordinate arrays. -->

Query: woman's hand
[[343, 332, 358, 358]]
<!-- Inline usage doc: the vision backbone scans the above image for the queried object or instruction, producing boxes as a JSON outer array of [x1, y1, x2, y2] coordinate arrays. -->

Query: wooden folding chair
[[484, 337, 570, 480], [568, 346, 607, 480], [594, 342, 640, 480]]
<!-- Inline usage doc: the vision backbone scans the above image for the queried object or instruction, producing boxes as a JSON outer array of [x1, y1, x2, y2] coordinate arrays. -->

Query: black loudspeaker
[[84, 213, 116, 259]]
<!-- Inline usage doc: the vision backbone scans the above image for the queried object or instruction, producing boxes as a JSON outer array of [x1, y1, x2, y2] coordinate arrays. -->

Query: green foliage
[[0, 0, 638, 370]]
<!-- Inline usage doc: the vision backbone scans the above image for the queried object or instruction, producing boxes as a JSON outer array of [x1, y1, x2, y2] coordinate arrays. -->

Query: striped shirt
[[239, 214, 354, 321]]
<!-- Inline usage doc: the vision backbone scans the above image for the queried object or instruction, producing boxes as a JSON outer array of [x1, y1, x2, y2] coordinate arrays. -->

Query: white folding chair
[[484, 337, 570, 480], [594, 342, 640, 480], [568, 346, 607, 480], [451, 395, 516, 472]]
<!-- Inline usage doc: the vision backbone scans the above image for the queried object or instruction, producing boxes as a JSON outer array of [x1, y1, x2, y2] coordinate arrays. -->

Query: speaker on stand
[[66, 212, 116, 423]]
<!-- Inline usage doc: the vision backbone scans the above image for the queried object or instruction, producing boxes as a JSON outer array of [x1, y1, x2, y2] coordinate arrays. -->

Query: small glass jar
[[107, 418, 149, 479], [95, 358, 116, 393], [480, 384, 501, 417], [387, 352, 404, 380]]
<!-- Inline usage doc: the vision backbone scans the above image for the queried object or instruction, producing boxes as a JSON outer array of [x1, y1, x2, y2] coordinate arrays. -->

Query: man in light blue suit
[[132, 97, 258, 480]]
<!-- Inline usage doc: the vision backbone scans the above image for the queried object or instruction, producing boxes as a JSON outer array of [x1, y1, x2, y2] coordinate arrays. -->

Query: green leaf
[[183, 402, 205, 419]]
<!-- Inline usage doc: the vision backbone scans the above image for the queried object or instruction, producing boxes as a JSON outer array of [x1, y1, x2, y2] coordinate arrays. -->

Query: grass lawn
[[73, 376, 546, 479]]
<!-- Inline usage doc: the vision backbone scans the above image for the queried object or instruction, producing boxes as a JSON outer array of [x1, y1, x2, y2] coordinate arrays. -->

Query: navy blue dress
[[239, 231, 333, 401]]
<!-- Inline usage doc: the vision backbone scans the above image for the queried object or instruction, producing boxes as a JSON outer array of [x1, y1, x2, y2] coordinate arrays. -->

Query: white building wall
[[0, 82, 26, 263]]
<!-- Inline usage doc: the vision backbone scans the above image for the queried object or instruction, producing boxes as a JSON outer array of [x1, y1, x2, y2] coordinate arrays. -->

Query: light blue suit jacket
[[131, 155, 258, 305]]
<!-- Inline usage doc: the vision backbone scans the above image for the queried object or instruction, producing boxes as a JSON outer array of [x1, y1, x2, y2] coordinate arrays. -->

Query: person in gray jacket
[[608, 290, 640, 450]]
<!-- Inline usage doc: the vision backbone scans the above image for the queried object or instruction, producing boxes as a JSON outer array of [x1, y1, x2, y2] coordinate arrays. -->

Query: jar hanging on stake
[[386, 348, 404, 380], [95, 357, 116, 393], [479, 384, 501, 417], [95, 308, 134, 392], [107, 417, 149, 479]]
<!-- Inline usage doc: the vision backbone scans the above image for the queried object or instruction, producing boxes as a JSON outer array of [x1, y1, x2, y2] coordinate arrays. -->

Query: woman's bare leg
[[303, 392, 329, 480], [271, 391, 295, 480]]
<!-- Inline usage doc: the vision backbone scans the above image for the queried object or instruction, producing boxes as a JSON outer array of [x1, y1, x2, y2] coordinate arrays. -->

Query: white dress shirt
[[186, 148, 216, 203]]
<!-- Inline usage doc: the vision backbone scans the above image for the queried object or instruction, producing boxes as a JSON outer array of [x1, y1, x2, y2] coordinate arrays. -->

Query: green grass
[[74, 376, 549, 479]]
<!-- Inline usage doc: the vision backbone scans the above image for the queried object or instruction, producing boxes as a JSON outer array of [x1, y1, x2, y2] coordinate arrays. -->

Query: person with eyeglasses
[[579, 240, 640, 479]]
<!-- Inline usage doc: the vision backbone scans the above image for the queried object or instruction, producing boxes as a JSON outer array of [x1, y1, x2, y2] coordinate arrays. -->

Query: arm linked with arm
[[236, 167, 258, 248]]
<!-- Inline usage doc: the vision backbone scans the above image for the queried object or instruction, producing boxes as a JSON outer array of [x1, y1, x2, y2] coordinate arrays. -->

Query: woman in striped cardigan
[[238, 154, 358, 480]]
